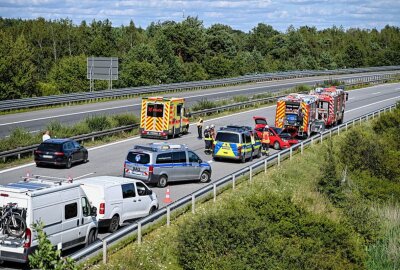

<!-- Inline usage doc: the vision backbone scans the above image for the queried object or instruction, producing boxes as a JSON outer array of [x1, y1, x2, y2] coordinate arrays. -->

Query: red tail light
[[23, 228, 31, 248], [99, 203, 105, 215], [54, 152, 65, 156], [34, 150, 42, 154], [149, 165, 154, 174]]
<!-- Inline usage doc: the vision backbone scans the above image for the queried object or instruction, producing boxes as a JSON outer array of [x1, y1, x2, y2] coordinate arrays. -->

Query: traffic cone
[[163, 187, 172, 204]]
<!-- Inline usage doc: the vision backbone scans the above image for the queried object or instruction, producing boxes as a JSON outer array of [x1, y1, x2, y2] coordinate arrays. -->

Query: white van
[[75, 176, 159, 233], [0, 179, 98, 264]]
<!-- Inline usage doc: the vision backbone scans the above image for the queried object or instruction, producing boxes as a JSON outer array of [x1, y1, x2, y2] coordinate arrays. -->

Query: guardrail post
[[264, 159, 268, 174], [167, 206, 170, 226], [353, 119, 355, 127], [213, 184, 217, 202], [232, 174, 236, 189], [378, 110, 380, 117], [249, 166, 253, 183], [329, 130, 332, 138], [290, 148, 292, 160], [366, 114, 369, 121], [311, 137, 314, 146], [359, 116, 362, 124], [192, 194, 195, 214], [278, 153, 281, 166], [137, 222, 141, 244], [345, 123, 348, 131], [18, 154, 20, 159], [301, 142, 303, 155], [102, 240, 107, 264], [337, 126, 340, 135], [92, 136, 95, 142], [320, 133, 323, 143]]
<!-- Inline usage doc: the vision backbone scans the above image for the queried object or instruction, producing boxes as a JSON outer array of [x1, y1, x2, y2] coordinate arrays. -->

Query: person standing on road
[[197, 118, 204, 139], [210, 124, 216, 140], [261, 126, 270, 156], [204, 126, 213, 154], [42, 130, 51, 141]]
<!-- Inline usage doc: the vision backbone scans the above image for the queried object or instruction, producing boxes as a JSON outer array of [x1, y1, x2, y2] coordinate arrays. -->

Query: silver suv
[[123, 143, 212, 188]]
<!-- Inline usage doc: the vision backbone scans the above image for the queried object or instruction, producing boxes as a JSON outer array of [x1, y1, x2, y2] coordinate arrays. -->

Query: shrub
[[111, 114, 138, 126], [177, 192, 365, 270], [85, 115, 112, 132], [190, 98, 217, 111], [232, 95, 249, 103], [29, 222, 78, 270]]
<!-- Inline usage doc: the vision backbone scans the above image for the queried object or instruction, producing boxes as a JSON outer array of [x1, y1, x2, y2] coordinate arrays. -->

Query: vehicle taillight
[[54, 152, 65, 156], [0, 193, 9, 197], [142, 130, 147, 134], [99, 203, 105, 215], [23, 228, 31, 248], [34, 150, 42, 154], [149, 165, 154, 174]]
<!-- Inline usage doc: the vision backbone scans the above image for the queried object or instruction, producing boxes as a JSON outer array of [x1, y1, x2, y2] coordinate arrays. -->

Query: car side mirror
[[91, 206, 97, 217], [198, 159, 202, 164], [147, 189, 153, 195]]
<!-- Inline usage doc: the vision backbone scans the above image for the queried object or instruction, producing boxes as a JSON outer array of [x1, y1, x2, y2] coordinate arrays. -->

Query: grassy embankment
[[84, 104, 399, 270]]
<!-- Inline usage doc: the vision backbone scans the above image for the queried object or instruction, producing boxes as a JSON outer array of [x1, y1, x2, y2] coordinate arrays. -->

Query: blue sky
[[0, 0, 399, 32]]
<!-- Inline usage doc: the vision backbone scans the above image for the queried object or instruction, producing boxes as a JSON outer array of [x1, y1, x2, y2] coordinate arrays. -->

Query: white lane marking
[[0, 105, 274, 174], [4, 75, 396, 126], [346, 96, 400, 113], [371, 92, 381, 95]]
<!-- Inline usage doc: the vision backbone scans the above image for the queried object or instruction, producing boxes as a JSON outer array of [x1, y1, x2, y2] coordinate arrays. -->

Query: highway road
[[0, 83, 399, 269], [0, 70, 398, 138]]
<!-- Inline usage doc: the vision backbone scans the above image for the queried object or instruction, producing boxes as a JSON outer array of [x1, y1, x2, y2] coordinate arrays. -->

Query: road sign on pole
[[87, 57, 118, 91]]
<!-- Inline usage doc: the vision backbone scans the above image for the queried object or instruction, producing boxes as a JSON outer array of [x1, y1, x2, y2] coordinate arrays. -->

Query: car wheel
[[149, 206, 157, 215], [199, 171, 211, 183], [66, 157, 72, 169], [86, 229, 97, 246], [157, 175, 168, 188], [108, 215, 119, 233], [36, 162, 41, 167], [83, 154, 88, 163], [273, 141, 280, 150]]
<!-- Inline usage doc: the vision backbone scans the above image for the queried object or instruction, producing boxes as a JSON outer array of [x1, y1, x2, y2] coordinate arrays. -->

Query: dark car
[[34, 139, 88, 168]]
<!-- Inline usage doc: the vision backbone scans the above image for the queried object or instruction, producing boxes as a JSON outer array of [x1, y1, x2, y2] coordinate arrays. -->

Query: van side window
[[177, 104, 183, 116], [136, 182, 148, 196], [122, 183, 136, 198], [82, 197, 90, 217], [156, 153, 172, 164], [172, 151, 187, 163], [188, 151, 200, 163], [241, 134, 246, 144], [65, 202, 78, 219]]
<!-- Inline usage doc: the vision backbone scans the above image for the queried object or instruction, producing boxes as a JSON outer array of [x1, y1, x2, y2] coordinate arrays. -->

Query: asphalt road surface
[[0, 71, 398, 138], [0, 83, 399, 269]]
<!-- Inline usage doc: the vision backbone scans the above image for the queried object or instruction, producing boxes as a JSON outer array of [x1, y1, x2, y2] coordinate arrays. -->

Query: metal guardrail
[[70, 102, 398, 263], [0, 66, 399, 111], [0, 73, 397, 162]]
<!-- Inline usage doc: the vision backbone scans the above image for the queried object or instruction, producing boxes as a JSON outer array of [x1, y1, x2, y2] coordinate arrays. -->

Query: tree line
[[1, 16, 400, 100]]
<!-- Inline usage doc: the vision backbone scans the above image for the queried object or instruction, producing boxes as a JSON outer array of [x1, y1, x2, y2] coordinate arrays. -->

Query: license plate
[[148, 131, 158, 135], [42, 155, 53, 159], [132, 167, 141, 172]]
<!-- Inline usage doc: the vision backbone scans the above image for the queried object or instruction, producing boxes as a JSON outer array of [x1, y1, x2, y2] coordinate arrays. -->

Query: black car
[[34, 139, 88, 168]]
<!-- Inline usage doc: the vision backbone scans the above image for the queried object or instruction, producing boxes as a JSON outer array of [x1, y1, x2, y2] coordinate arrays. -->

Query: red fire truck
[[275, 93, 323, 138], [311, 86, 348, 127]]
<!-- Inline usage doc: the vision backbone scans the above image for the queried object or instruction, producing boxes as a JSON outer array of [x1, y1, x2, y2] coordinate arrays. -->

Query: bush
[[177, 192, 365, 270], [190, 98, 217, 111], [29, 222, 78, 270], [111, 114, 138, 126], [0, 128, 35, 151], [232, 95, 249, 103], [85, 115, 112, 132]]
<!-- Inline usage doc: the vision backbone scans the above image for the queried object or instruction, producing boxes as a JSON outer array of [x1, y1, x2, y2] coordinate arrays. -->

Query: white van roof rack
[[22, 172, 96, 185]]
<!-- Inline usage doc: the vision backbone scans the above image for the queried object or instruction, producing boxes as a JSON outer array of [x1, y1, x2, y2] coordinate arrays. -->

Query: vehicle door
[[134, 182, 153, 217], [72, 141, 84, 161], [176, 103, 183, 132], [253, 116, 267, 130], [61, 200, 82, 248], [172, 151, 188, 181], [244, 133, 252, 158], [156, 152, 175, 181], [79, 196, 95, 242], [187, 151, 202, 180], [121, 183, 138, 221]]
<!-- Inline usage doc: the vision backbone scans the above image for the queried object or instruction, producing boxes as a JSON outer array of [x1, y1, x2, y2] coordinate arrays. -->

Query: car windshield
[[127, 152, 150, 164], [38, 143, 62, 152], [216, 132, 240, 143]]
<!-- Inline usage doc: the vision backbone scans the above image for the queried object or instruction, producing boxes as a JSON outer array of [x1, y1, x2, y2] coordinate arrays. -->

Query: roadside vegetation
[[84, 104, 399, 270]]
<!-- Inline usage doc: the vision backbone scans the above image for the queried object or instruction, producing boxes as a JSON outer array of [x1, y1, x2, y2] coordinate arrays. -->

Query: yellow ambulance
[[140, 97, 190, 139]]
